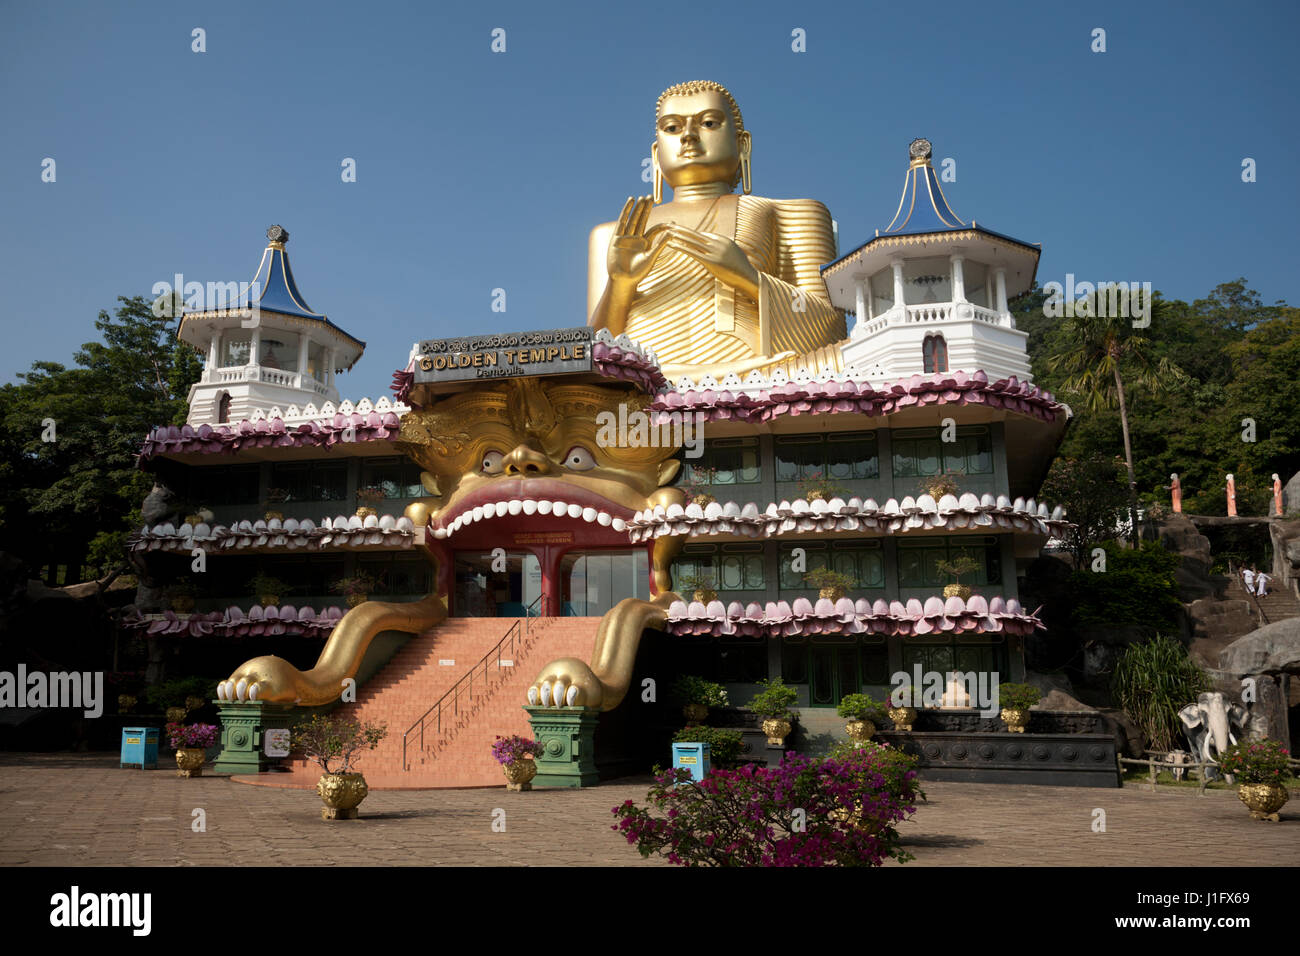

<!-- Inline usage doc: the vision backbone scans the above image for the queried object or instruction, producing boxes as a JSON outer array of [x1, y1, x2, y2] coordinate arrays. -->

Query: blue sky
[[1, 0, 1296, 399]]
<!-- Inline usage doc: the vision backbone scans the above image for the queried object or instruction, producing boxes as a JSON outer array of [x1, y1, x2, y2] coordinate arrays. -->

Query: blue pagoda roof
[[884, 146, 966, 235], [247, 242, 324, 319]]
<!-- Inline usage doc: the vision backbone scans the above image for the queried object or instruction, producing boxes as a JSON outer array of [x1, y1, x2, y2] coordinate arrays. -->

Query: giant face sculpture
[[396, 378, 685, 590]]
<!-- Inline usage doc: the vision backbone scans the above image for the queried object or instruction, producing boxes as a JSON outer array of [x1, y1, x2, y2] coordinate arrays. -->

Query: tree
[[1044, 292, 1187, 540], [1039, 456, 1131, 565], [0, 294, 199, 581]]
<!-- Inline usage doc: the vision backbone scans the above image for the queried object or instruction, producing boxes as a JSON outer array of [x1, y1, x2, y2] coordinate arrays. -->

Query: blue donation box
[[672, 741, 711, 782], [120, 727, 160, 769]]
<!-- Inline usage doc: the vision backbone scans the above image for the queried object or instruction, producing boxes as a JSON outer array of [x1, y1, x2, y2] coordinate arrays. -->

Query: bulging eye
[[563, 446, 597, 471], [481, 450, 505, 475]]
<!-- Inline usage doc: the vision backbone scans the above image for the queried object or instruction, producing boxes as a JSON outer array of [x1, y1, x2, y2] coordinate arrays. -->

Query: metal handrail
[[400, 593, 551, 770]]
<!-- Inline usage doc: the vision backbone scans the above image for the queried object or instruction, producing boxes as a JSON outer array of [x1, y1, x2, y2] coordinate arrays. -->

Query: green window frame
[[360, 457, 425, 499], [681, 437, 761, 486], [778, 541, 885, 590], [776, 432, 878, 482], [676, 544, 766, 592], [896, 536, 1002, 588], [270, 461, 349, 502], [891, 426, 993, 478]]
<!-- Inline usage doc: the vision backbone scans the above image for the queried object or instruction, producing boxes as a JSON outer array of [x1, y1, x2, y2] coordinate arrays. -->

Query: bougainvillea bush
[[491, 735, 544, 765], [1217, 739, 1291, 784], [612, 747, 920, 867], [165, 722, 219, 750]]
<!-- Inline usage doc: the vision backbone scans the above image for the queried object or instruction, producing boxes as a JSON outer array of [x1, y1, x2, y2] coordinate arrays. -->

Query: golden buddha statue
[[588, 80, 847, 380]]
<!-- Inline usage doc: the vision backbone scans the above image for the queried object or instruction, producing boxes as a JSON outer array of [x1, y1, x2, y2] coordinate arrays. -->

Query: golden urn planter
[[845, 719, 875, 744], [175, 748, 206, 778], [692, 589, 717, 604], [1001, 708, 1030, 733], [762, 717, 793, 746], [355, 506, 378, 519], [184, 513, 204, 526], [805, 491, 826, 502], [117, 694, 136, 715], [346, 593, 368, 608], [184, 695, 205, 713], [889, 706, 918, 732], [682, 703, 709, 723], [503, 759, 538, 792], [943, 583, 972, 600], [259, 593, 280, 607], [170, 595, 195, 614], [819, 587, 846, 601], [691, 494, 715, 507], [1238, 783, 1289, 821], [317, 773, 369, 819], [263, 510, 284, 522], [166, 706, 188, 724]]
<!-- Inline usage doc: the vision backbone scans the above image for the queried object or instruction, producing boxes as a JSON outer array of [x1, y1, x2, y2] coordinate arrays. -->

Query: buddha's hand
[[606, 196, 671, 288], [661, 225, 760, 300]]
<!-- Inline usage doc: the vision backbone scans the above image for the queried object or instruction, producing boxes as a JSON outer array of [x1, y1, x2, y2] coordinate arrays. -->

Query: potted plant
[[675, 569, 717, 604], [249, 571, 290, 607], [998, 683, 1042, 733], [355, 485, 386, 518], [491, 735, 545, 791], [262, 488, 289, 521], [670, 675, 729, 723], [1218, 739, 1292, 821], [920, 469, 962, 502], [936, 556, 981, 600], [291, 714, 388, 819], [888, 685, 920, 731], [837, 693, 888, 743], [166, 579, 197, 614], [748, 677, 799, 746], [798, 470, 849, 503], [803, 566, 856, 601], [333, 570, 383, 608], [165, 722, 219, 777], [679, 466, 719, 506]]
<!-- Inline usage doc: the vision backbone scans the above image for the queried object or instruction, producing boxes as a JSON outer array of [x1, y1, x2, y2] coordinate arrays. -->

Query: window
[[923, 334, 948, 373], [217, 392, 231, 424], [779, 541, 884, 590], [891, 426, 992, 477], [360, 457, 425, 499], [357, 554, 435, 597], [189, 464, 259, 507], [901, 642, 1007, 683], [307, 341, 326, 381], [271, 461, 348, 502], [223, 336, 251, 366], [259, 331, 299, 372], [776, 432, 878, 482], [675, 544, 765, 592], [782, 638, 889, 706], [681, 438, 760, 486], [896, 536, 1002, 588]]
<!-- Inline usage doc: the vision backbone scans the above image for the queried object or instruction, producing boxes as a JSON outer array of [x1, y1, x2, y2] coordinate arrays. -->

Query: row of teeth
[[433, 500, 628, 539]]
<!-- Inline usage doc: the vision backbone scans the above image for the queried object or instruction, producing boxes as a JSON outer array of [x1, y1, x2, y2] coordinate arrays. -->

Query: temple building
[[132, 83, 1083, 788]]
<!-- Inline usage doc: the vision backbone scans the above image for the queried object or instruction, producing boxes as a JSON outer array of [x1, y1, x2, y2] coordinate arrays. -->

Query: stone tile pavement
[[0, 753, 1295, 866]]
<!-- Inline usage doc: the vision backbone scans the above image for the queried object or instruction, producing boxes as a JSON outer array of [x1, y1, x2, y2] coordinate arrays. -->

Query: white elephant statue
[[1179, 692, 1248, 782]]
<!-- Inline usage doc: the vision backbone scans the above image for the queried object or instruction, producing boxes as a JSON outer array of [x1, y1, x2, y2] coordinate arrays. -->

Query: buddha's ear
[[658, 460, 681, 486]]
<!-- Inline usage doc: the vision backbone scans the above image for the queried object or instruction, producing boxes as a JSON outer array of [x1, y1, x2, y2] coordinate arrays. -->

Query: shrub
[[249, 571, 291, 597], [491, 735, 543, 765], [837, 693, 887, 722], [1068, 542, 1182, 632], [165, 722, 219, 750], [672, 726, 744, 767], [291, 714, 387, 775], [669, 676, 729, 709], [612, 748, 919, 867], [825, 739, 926, 802], [1111, 635, 1210, 752], [1217, 739, 1292, 784], [798, 470, 850, 501], [803, 567, 856, 593], [144, 676, 218, 711], [747, 677, 798, 720], [998, 683, 1043, 711]]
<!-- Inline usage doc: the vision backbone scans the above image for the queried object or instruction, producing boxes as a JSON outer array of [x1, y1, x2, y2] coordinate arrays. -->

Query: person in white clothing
[[1243, 567, 1256, 592], [1255, 572, 1270, 597]]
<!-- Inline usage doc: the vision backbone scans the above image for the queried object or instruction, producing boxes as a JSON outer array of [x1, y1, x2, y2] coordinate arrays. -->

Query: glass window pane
[[916, 439, 941, 476]]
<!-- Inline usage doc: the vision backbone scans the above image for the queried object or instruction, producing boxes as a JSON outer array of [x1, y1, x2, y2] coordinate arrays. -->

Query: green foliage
[[1040, 456, 1132, 564], [935, 556, 980, 584], [997, 683, 1043, 711], [672, 726, 744, 766], [291, 714, 388, 775], [669, 675, 729, 708], [825, 739, 926, 802], [674, 569, 716, 595], [250, 572, 291, 597], [144, 676, 217, 711], [1067, 542, 1182, 632], [1111, 636, 1211, 752], [802, 567, 856, 591], [747, 677, 798, 719], [1217, 739, 1292, 784], [836, 693, 887, 722]]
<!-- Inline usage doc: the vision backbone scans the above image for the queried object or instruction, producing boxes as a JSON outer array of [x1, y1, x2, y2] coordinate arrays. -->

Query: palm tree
[[1046, 290, 1186, 541]]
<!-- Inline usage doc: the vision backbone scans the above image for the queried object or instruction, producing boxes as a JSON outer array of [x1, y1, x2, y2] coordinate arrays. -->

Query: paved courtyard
[[0, 753, 1295, 866]]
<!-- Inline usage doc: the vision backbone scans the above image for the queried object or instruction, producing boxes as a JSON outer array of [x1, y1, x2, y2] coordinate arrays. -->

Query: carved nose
[[503, 445, 551, 476]]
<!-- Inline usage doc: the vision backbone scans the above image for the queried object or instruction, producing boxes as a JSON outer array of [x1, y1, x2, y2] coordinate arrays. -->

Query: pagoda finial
[[267, 224, 289, 246], [909, 138, 932, 165]]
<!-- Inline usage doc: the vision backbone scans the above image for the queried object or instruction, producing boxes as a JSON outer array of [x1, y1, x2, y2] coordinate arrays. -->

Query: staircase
[[1229, 575, 1300, 625], [247, 616, 603, 789]]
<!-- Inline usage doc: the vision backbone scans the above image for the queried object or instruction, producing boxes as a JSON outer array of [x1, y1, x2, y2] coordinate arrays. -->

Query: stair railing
[[401, 594, 552, 770]]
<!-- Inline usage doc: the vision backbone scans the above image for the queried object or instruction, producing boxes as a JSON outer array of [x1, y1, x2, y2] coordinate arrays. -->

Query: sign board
[[498, 660, 514, 668], [264, 728, 291, 758], [439, 659, 456, 666], [413, 327, 593, 383]]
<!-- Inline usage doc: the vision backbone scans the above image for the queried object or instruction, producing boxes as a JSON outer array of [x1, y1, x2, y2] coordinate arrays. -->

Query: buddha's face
[[655, 89, 742, 190]]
